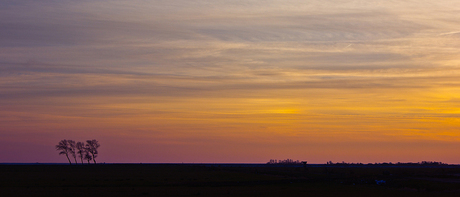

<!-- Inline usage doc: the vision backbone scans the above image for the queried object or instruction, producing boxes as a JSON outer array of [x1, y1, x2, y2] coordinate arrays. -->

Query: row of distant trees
[[325, 161, 447, 165], [56, 139, 100, 164], [267, 159, 303, 164], [268, 159, 447, 166]]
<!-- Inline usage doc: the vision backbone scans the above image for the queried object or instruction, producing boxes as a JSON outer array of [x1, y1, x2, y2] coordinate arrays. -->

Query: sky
[[1, 0, 460, 164]]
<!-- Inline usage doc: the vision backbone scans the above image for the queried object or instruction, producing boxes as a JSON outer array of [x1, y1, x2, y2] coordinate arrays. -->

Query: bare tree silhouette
[[86, 139, 100, 164], [76, 142, 85, 164], [84, 151, 92, 164], [55, 139, 72, 164], [68, 140, 78, 164]]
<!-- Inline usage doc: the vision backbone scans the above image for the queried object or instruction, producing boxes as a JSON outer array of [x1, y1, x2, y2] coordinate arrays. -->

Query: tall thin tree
[[86, 139, 100, 164], [68, 140, 78, 164], [76, 142, 85, 164], [84, 150, 92, 164], [55, 139, 72, 164]]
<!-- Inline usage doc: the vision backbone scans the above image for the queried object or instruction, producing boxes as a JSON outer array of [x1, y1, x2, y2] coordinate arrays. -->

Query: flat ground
[[1, 164, 460, 197]]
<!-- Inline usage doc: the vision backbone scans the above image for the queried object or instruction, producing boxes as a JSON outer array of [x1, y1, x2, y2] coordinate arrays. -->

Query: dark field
[[2, 164, 460, 197]]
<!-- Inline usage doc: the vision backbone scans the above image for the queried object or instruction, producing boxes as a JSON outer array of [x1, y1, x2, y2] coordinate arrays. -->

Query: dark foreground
[[1, 164, 460, 197]]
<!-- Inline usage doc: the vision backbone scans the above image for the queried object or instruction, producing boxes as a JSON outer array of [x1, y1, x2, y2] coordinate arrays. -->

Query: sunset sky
[[1, 0, 460, 164]]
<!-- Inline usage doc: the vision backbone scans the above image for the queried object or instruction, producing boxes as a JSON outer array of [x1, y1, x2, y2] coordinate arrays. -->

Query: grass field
[[1, 164, 460, 196]]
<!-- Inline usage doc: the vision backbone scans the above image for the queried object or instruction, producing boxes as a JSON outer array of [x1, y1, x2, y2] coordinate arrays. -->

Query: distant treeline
[[267, 159, 305, 164], [267, 159, 448, 166], [326, 161, 448, 166]]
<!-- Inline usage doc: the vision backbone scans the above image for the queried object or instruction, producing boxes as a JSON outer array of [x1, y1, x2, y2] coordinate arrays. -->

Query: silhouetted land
[[1, 164, 460, 196]]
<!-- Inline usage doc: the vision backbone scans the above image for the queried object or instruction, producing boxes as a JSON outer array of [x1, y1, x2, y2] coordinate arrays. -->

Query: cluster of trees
[[267, 159, 304, 164], [56, 139, 100, 164]]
